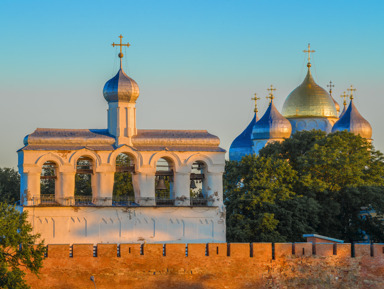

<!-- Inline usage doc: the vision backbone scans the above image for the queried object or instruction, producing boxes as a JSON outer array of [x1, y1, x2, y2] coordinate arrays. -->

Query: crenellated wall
[[23, 242, 384, 289]]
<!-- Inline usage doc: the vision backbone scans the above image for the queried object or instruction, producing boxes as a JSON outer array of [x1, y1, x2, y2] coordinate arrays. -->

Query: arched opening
[[75, 156, 94, 205], [113, 153, 135, 206], [40, 161, 58, 205], [155, 157, 174, 206], [190, 161, 207, 206]]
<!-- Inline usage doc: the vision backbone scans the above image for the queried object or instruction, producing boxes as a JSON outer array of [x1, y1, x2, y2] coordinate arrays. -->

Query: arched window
[[155, 158, 174, 206], [113, 153, 135, 206], [190, 161, 207, 206], [75, 156, 93, 205], [40, 161, 57, 205]]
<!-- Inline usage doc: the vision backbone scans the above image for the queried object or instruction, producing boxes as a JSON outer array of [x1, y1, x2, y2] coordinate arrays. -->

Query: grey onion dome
[[103, 66, 140, 103], [331, 100, 372, 139], [252, 101, 292, 140]]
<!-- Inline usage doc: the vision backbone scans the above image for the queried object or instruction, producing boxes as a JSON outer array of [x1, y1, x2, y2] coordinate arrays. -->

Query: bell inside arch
[[190, 179, 197, 189], [156, 176, 167, 190]]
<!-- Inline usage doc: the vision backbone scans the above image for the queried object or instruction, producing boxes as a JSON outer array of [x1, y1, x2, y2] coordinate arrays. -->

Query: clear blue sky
[[0, 0, 383, 168]]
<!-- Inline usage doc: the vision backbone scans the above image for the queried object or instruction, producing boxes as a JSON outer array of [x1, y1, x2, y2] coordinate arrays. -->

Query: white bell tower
[[103, 35, 140, 146]]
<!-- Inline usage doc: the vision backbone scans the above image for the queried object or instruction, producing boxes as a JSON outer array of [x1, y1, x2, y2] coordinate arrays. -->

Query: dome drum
[[288, 117, 338, 134]]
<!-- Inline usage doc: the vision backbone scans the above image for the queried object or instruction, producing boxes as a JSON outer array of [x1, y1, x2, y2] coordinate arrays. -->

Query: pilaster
[[205, 172, 223, 206], [173, 172, 191, 206], [59, 172, 75, 206]]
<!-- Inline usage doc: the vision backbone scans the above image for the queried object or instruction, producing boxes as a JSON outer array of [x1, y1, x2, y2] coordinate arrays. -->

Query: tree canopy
[[0, 203, 46, 289], [0, 168, 20, 204], [225, 130, 384, 243]]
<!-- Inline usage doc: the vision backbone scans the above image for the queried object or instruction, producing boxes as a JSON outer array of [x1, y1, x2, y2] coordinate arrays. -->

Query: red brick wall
[[23, 243, 384, 289]]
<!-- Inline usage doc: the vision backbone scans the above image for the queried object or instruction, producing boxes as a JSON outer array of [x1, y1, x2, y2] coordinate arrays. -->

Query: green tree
[[0, 168, 20, 204], [40, 163, 56, 196], [0, 203, 46, 289], [225, 155, 304, 242], [225, 130, 384, 242], [113, 154, 134, 199]]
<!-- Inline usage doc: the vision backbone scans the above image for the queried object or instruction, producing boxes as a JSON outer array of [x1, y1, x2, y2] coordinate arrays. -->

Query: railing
[[26, 195, 210, 207], [74, 196, 94, 206], [39, 194, 59, 206], [112, 196, 138, 206], [155, 198, 175, 206], [191, 198, 208, 206]]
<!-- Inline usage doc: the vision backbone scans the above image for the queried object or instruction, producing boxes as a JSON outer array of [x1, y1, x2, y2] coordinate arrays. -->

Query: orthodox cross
[[303, 43, 315, 63], [251, 93, 260, 113], [327, 81, 335, 95], [340, 91, 348, 106], [347, 85, 356, 100], [112, 34, 131, 58], [267, 85, 276, 102]]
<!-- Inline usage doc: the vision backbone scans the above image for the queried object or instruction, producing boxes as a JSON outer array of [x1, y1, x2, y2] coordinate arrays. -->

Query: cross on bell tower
[[112, 34, 131, 59]]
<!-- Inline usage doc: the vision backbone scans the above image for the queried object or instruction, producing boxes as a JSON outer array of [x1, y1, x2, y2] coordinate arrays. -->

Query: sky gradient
[[0, 0, 383, 168]]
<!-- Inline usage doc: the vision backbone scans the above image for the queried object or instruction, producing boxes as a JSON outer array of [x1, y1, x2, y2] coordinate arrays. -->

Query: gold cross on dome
[[327, 81, 335, 94], [266, 93, 274, 102], [251, 93, 260, 113], [303, 43, 315, 63], [267, 84, 276, 101], [347, 85, 357, 100], [340, 91, 348, 106], [112, 34, 131, 58]]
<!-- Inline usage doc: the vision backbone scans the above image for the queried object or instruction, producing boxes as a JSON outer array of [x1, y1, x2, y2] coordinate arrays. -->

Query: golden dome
[[282, 66, 338, 118]]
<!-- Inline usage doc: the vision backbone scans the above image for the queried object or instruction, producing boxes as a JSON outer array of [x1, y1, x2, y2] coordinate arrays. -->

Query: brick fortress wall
[[24, 242, 384, 289]]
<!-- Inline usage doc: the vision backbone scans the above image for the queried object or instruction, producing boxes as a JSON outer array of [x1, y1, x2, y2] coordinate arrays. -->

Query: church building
[[18, 36, 226, 244], [230, 44, 372, 161]]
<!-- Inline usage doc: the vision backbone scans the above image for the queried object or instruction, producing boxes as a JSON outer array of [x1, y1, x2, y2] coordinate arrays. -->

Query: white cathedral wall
[[23, 206, 226, 244]]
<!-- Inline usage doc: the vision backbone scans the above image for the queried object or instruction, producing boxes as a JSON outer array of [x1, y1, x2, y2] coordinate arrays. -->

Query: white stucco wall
[[24, 206, 226, 244]]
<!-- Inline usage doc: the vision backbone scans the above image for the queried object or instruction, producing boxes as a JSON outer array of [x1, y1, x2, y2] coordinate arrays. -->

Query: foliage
[[225, 130, 384, 243], [0, 168, 20, 204], [113, 154, 134, 198], [74, 174, 92, 196], [0, 203, 46, 289], [225, 156, 303, 242], [75, 159, 92, 196], [40, 163, 55, 195]]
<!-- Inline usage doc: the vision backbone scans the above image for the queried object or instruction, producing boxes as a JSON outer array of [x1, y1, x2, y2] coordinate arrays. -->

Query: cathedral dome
[[252, 100, 292, 140], [282, 66, 338, 118], [331, 100, 372, 139], [103, 66, 140, 103], [229, 113, 258, 161], [339, 103, 347, 118], [332, 96, 340, 114]]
